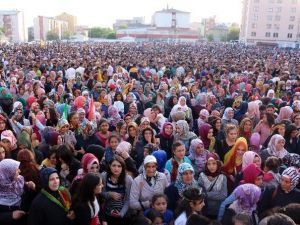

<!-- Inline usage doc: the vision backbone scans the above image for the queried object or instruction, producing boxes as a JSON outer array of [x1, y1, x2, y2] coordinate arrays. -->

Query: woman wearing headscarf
[[188, 138, 209, 177], [107, 105, 122, 130], [152, 150, 171, 185], [10, 101, 30, 136], [0, 159, 30, 225], [221, 107, 238, 129], [234, 101, 248, 123], [175, 120, 197, 151], [260, 134, 289, 163], [254, 112, 275, 145], [156, 122, 174, 159], [171, 96, 193, 127], [199, 123, 216, 152], [223, 137, 248, 193], [1, 129, 18, 159], [275, 106, 293, 123], [129, 155, 168, 211], [28, 167, 72, 225], [246, 100, 261, 127], [198, 153, 227, 219], [259, 167, 300, 217], [164, 163, 199, 212], [284, 124, 300, 154], [221, 184, 261, 225]]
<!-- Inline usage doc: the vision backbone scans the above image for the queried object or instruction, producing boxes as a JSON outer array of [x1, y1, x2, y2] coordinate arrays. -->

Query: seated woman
[[129, 155, 168, 212], [165, 163, 200, 212], [174, 120, 197, 153]]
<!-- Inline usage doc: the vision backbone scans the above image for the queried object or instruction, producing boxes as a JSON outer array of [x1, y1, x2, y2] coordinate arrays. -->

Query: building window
[[273, 33, 278, 38], [268, 8, 273, 12], [266, 24, 272, 29], [287, 33, 293, 38], [253, 6, 259, 12], [289, 24, 294, 30], [277, 0, 282, 3], [291, 7, 296, 13], [274, 24, 280, 30], [252, 23, 257, 28], [290, 16, 295, 21], [267, 15, 273, 21], [251, 32, 256, 37], [253, 14, 259, 21], [265, 32, 271, 37], [276, 7, 282, 12], [275, 15, 281, 21]]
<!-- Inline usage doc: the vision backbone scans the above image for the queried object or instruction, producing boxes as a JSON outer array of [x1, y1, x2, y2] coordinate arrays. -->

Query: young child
[[263, 156, 281, 189], [145, 210, 164, 225], [104, 134, 120, 164], [144, 194, 174, 225]]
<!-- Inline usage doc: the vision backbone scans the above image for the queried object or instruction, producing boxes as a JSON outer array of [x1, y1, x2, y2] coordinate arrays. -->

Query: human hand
[[67, 210, 76, 220], [12, 210, 25, 220], [26, 181, 36, 190], [109, 192, 122, 201], [110, 209, 121, 217]]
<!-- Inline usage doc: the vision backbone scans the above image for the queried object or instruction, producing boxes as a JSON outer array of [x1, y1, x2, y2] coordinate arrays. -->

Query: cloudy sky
[[1, 0, 242, 28]]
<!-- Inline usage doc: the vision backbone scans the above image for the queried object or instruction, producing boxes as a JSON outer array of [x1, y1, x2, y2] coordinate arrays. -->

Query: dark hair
[[142, 127, 155, 143], [72, 173, 101, 212], [175, 188, 205, 218], [285, 124, 298, 140], [267, 213, 296, 225], [131, 215, 151, 225], [98, 118, 109, 128], [108, 134, 120, 143], [186, 214, 211, 225], [114, 92, 124, 102], [145, 209, 163, 223], [151, 193, 168, 206], [265, 156, 281, 173], [67, 111, 78, 123], [265, 112, 275, 128], [172, 141, 185, 152], [233, 213, 252, 225], [278, 203, 300, 224], [151, 104, 162, 113], [107, 155, 126, 186], [57, 145, 73, 165], [47, 147, 58, 159]]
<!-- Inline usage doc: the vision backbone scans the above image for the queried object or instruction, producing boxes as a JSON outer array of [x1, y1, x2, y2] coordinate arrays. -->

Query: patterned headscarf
[[230, 183, 261, 215], [174, 162, 198, 197], [175, 120, 196, 141], [189, 138, 208, 173], [282, 167, 300, 192], [0, 159, 24, 206], [267, 134, 288, 159]]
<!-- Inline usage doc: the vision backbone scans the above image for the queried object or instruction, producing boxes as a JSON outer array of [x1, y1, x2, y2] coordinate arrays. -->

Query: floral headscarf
[[267, 134, 288, 159], [174, 163, 198, 197], [0, 159, 24, 206], [175, 120, 196, 141]]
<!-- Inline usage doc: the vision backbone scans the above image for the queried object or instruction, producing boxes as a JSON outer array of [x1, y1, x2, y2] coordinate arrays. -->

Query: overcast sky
[[1, 0, 242, 28]]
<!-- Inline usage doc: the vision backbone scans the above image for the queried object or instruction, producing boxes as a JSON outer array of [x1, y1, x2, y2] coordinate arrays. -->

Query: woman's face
[[172, 97, 178, 105], [275, 139, 285, 151], [179, 98, 186, 106], [254, 175, 263, 187], [153, 197, 167, 214], [48, 173, 60, 191], [281, 175, 292, 192], [227, 110, 234, 119], [1, 139, 11, 151], [236, 144, 246, 157], [129, 106, 137, 114], [144, 130, 153, 141], [60, 124, 69, 134], [207, 159, 218, 174], [174, 145, 185, 159], [195, 144, 204, 155], [291, 129, 299, 138], [0, 147, 5, 161], [244, 121, 252, 132], [116, 94, 122, 101], [227, 128, 238, 141], [49, 153, 57, 166], [109, 137, 119, 150], [109, 160, 122, 177], [120, 125, 127, 135], [294, 115, 300, 125], [70, 114, 79, 126], [164, 125, 173, 136], [94, 180, 103, 195], [182, 170, 193, 184], [128, 127, 137, 137], [175, 125, 182, 135], [190, 200, 205, 213], [207, 128, 214, 139], [215, 119, 221, 130], [278, 126, 285, 136], [100, 122, 109, 133], [253, 156, 261, 168], [145, 162, 157, 177], [79, 112, 85, 121], [0, 120, 6, 131]]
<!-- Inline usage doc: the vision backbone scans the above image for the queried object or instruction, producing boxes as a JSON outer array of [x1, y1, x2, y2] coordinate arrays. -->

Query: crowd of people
[[0, 41, 300, 225]]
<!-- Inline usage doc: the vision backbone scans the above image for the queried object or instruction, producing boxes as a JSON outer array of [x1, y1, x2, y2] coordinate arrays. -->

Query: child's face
[[109, 138, 119, 150], [152, 217, 163, 225], [143, 148, 150, 157], [195, 144, 204, 155], [207, 159, 218, 174], [153, 197, 167, 214]]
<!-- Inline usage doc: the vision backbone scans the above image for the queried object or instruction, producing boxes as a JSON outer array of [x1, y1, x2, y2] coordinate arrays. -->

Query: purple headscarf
[[199, 123, 212, 149]]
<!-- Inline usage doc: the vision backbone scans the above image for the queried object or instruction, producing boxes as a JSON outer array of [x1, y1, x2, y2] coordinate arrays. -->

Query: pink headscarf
[[242, 151, 261, 171], [276, 106, 293, 123], [1, 130, 17, 149], [247, 101, 260, 119], [116, 141, 132, 154], [74, 96, 86, 109]]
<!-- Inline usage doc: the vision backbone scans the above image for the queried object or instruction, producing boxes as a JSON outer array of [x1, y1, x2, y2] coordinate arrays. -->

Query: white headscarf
[[267, 134, 288, 159]]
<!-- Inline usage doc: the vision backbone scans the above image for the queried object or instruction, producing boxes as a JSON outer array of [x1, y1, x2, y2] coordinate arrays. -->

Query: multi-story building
[[0, 10, 26, 42], [240, 0, 300, 48], [33, 16, 68, 41], [113, 17, 146, 30], [55, 12, 77, 34]]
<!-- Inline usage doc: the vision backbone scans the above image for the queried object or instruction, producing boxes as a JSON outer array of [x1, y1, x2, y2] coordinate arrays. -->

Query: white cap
[[144, 155, 157, 165]]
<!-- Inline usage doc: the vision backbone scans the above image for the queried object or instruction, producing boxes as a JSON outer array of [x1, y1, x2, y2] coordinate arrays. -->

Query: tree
[[107, 32, 116, 39], [88, 27, 116, 39], [46, 30, 59, 41], [62, 31, 72, 40], [227, 27, 240, 41], [207, 34, 214, 42]]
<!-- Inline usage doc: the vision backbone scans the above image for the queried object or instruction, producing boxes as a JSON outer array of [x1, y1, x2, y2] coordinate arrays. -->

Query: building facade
[[240, 0, 300, 48], [34, 16, 68, 41], [152, 8, 190, 29], [0, 10, 26, 42], [55, 12, 77, 34]]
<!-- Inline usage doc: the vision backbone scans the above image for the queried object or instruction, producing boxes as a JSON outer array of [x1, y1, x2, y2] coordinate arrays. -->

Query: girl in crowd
[[156, 122, 174, 159], [95, 119, 111, 148], [254, 112, 275, 145], [239, 118, 253, 144], [188, 138, 209, 176], [101, 155, 132, 225]]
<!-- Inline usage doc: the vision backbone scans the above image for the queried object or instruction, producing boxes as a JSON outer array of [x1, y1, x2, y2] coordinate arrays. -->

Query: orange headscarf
[[223, 137, 248, 175]]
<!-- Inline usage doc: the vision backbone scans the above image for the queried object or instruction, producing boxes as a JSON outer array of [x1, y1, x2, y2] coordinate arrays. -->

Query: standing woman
[[129, 155, 168, 212], [239, 118, 253, 144], [156, 122, 175, 159], [28, 167, 72, 225], [199, 123, 216, 152], [72, 173, 103, 225], [254, 112, 275, 145], [102, 155, 133, 225]]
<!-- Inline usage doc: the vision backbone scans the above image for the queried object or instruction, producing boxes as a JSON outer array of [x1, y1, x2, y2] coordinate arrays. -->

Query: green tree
[[106, 32, 116, 39], [62, 31, 72, 40], [46, 30, 59, 41], [227, 27, 240, 41], [207, 34, 214, 42], [88, 27, 116, 39]]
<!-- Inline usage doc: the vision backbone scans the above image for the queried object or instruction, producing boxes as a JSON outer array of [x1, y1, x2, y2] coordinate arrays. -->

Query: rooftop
[[155, 8, 189, 14]]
